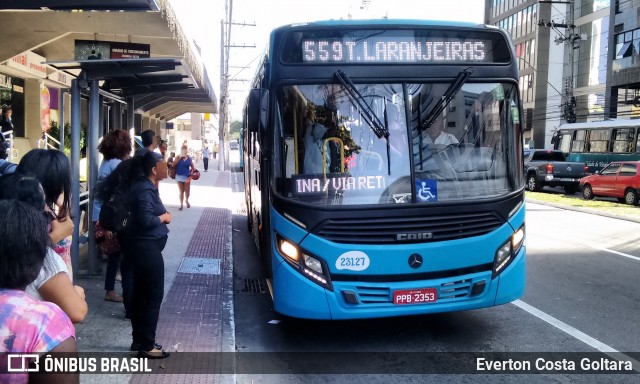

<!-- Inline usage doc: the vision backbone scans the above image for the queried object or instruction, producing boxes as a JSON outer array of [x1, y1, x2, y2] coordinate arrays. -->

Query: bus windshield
[[274, 82, 520, 205]]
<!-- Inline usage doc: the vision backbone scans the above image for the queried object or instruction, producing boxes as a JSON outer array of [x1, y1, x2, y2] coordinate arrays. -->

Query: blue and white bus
[[243, 19, 526, 319]]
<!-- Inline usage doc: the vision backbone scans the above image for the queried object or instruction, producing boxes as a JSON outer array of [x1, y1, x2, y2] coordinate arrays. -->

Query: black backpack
[[99, 186, 133, 233], [0, 161, 16, 175]]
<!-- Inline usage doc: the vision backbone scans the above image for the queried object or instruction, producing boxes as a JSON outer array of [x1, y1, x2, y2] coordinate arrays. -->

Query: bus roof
[[558, 119, 640, 130], [275, 18, 489, 31]]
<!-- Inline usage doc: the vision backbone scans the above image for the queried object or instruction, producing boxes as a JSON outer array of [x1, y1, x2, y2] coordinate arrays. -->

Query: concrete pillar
[[142, 116, 150, 132], [24, 79, 41, 144]]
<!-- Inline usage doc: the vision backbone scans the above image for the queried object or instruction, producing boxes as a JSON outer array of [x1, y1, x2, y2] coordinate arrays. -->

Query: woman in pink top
[[0, 200, 78, 384]]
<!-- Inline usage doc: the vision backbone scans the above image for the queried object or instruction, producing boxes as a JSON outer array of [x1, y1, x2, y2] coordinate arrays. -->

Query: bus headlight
[[492, 225, 525, 279], [304, 254, 323, 274], [275, 234, 333, 291], [278, 238, 299, 262]]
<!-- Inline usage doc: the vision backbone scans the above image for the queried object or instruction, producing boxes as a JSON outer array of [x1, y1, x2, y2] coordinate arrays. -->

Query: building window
[[615, 28, 640, 59]]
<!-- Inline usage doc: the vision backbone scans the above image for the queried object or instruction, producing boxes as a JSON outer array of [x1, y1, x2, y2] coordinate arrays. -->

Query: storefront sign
[[75, 40, 151, 60], [47, 70, 73, 87], [110, 42, 150, 59], [4, 51, 47, 78]]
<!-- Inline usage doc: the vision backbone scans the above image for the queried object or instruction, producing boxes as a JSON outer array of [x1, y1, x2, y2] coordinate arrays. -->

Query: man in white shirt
[[424, 114, 458, 146]]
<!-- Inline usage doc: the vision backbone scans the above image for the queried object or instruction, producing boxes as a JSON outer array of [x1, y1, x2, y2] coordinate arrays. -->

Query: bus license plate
[[393, 288, 437, 305]]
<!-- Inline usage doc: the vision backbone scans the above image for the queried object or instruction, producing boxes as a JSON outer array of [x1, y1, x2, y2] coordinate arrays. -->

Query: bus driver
[[425, 109, 458, 146]]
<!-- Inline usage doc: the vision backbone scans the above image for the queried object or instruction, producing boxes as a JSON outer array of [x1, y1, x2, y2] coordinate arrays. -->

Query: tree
[[47, 121, 86, 155], [229, 120, 242, 141]]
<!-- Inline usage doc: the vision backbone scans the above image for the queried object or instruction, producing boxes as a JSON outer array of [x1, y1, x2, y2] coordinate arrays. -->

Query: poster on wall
[[74, 40, 111, 61], [74, 40, 151, 60], [40, 85, 50, 135]]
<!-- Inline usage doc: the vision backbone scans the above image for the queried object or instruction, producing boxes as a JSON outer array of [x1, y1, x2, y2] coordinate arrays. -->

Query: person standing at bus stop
[[99, 152, 172, 359], [172, 145, 196, 210], [0, 105, 13, 150], [93, 130, 133, 310], [202, 145, 210, 172]]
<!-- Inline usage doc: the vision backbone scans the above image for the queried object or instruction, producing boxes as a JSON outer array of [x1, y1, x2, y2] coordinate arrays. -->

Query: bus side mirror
[[248, 89, 269, 133]]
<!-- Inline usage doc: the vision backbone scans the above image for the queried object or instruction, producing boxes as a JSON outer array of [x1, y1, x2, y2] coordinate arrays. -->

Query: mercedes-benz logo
[[408, 254, 423, 269]]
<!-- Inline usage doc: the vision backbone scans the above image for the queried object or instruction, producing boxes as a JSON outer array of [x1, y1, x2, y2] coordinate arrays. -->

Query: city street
[[229, 165, 640, 383]]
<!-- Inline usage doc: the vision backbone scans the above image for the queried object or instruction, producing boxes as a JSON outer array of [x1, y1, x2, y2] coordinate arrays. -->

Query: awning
[[46, 57, 216, 115], [0, 0, 159, 11]]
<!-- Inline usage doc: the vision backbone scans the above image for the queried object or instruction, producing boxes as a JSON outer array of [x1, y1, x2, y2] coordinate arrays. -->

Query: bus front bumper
[[272, 246, 526, 320]]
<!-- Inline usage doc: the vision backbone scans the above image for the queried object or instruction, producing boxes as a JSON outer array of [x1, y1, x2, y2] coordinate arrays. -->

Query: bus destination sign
[[302, 39, 488, 64]]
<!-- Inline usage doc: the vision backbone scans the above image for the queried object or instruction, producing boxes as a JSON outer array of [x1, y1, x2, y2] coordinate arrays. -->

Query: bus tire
[[624, 188, 638, 205], [527, 174, 541, 192], [582, 184, 594, 200]]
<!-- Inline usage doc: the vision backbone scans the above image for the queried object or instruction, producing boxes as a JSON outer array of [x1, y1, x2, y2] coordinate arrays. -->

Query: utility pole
[[218, 0, 255, 171], [538, 0, 582, 123]]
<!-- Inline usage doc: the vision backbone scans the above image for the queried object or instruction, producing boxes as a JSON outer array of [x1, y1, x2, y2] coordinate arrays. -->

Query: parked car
[[580, 161, 640, 205], [524, 149, 587, 194]]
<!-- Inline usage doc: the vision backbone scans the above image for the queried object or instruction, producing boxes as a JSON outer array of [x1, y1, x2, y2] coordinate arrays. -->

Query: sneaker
[[130, 342, 162, 351]]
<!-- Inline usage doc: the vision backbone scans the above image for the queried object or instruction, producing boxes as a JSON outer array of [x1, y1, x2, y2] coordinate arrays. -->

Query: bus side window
[[612, 128, 633, 153], [571, 129, 587, 152]]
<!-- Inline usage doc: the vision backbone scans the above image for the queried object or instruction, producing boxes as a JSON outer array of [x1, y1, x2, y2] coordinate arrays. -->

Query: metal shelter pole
[[70, 79, 81, 277], [127, 97, 135, 131], [87, 80, 100, 275], [59, 90, 65, 150]]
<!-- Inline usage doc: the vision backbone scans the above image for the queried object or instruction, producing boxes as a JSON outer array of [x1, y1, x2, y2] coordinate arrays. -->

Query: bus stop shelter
[[0, 1, 217, 276]]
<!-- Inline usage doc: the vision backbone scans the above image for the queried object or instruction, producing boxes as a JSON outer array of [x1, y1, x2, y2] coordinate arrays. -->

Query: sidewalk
[[75, 158, 237, 383]]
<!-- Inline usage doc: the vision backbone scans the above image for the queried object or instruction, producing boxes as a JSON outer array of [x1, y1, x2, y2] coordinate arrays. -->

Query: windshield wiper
[[420, 68, 474, 130], [334, 70, 389, 140]]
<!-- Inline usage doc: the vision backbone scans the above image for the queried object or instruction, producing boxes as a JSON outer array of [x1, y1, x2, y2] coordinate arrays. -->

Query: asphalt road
[[230, 172, 639, 383]]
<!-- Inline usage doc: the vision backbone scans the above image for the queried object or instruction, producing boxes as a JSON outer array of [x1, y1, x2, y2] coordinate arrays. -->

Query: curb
[[526, 198, 640, 224], [221, 172, 237, 384]]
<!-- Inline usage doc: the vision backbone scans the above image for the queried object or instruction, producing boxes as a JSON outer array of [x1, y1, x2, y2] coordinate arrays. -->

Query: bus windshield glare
[[275, 81, 521, 205]]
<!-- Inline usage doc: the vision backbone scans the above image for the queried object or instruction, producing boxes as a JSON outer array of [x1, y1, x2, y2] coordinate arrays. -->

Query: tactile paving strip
[[130, 207, 231, 384]]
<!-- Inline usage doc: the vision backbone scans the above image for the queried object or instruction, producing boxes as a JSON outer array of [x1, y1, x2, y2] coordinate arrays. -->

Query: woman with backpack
[[93, 129, 133, 308], [96, 152, 171, 359]]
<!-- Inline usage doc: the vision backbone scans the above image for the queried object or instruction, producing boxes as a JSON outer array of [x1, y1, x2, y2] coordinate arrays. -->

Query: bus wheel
[[624, 188, 638, 205], [527, 174, 541, 192], [582, 184, 594, 200]]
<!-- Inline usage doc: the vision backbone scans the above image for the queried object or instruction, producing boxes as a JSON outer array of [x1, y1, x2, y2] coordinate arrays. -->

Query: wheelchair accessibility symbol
[[416, 179, 437, 202]]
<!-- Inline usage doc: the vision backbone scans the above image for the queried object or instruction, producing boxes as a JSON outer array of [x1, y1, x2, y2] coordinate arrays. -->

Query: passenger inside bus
[[302, 120, 328, 174]]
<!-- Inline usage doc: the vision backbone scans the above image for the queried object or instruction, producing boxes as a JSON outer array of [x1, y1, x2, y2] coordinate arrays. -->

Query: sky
[[169, 0, 486, 122]]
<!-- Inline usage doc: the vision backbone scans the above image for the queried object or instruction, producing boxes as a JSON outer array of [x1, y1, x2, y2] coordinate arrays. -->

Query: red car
[[580, 161, 640, 205]]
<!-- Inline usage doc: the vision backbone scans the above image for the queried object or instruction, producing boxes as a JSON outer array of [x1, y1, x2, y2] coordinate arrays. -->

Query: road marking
[[513, 300, 640, 372], [590, 246, 640, 262]]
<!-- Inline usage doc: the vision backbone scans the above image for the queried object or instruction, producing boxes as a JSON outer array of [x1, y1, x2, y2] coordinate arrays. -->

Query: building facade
[[608, 0, 640, 119], [487, 0, 613, 148]]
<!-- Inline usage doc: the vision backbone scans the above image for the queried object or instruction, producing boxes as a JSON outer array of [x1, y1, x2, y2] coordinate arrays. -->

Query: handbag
[[189, 169, 201, 181], [95, 221, 121, 255], [168, 165, 176, 179]]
